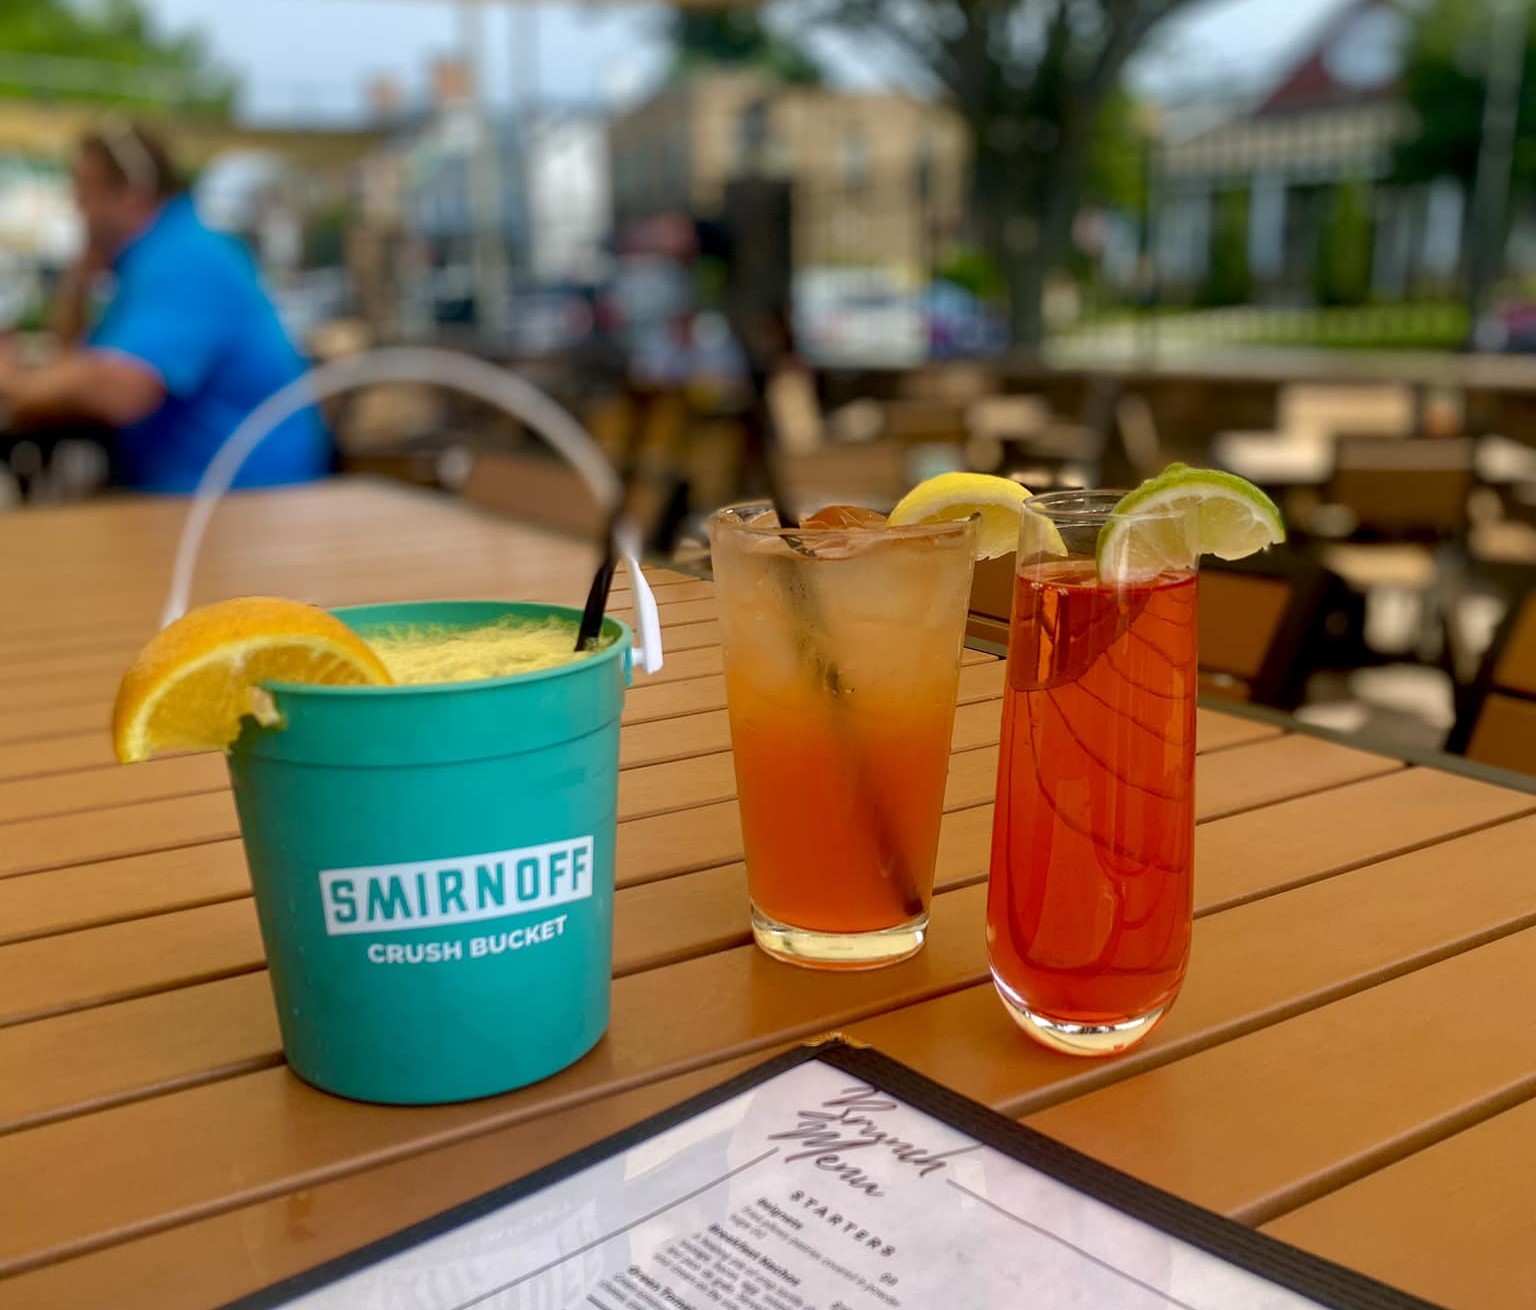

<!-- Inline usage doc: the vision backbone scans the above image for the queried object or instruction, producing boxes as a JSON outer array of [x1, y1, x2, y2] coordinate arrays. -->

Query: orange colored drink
[[988, 494, 1197, 1055], [710, 504, 976, 968], [730, 684, 957, 934]]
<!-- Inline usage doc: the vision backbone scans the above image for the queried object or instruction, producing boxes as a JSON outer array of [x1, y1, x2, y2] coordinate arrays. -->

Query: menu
[[231, 1043, 1440, 1310]]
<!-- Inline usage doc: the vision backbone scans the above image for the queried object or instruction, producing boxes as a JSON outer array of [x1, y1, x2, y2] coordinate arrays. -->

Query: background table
[[2, 479, 1535, 1309]]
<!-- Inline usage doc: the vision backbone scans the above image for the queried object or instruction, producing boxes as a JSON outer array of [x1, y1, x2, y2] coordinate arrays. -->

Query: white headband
[[93, 117, 159, 195]]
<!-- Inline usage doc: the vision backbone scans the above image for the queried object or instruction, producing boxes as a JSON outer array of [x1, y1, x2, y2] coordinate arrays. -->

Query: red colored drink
[[989, 555, 1197, 1055]]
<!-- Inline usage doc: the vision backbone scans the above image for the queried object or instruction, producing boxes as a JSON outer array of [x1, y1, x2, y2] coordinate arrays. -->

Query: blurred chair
[[306, 318, 372, 365], [1447, 579, 1536, 775], [1470, 516, 1536, 572], [877, 397, 969, 445], [775, 439, 913, 512], [965, 553, 1017, 650], [455, 447, 607, 539], [896, 362, 997, 404], [765, 365, 825, 456], [452, 387, 693, 551], [1115, 393, 1164, 479], [969, 394, 1100, 488], [330, 382, 450, 486], [966, 395, 1051, 448], [1319, 437, 1476, 541], [1197, 551, 1330, 708], [756, 365, 942, 510], [1278, 383, 1415, 441], [1303, 438, 1475, 664]]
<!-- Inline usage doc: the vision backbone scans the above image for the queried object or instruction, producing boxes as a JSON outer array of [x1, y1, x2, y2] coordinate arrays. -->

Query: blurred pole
[[513, 0, 540, 284], [1135, 104, 1162, 363], [460, 0, 511, 342], [916, 145, 933, 351], [1466, 0, 1527, 335]]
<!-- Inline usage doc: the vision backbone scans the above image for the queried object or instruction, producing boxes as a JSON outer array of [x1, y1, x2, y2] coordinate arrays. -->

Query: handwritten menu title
[[767, 1084, 979, 1197]]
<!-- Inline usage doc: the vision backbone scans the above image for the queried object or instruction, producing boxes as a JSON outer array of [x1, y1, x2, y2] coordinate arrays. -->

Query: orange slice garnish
[[112, 596, 391, 763]]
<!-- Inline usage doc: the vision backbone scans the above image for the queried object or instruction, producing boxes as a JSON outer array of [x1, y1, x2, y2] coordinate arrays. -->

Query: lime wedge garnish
[[888, 471, 1067, 560], [1097, 464, 1285, 583]]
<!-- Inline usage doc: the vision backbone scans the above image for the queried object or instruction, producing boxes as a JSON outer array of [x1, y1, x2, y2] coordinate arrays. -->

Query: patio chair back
[[1326, 437, 1476, 539], [1449, 584, 1536, 776], [1198, 552, 1330, 708]]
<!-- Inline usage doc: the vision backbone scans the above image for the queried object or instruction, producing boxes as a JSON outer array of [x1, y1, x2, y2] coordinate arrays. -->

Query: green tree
[[1394, 0, 1536, 191], [1084, 88, 1148, 214], [1200, 187, 1251, 308], [0, 0, 234, 110], [802, 0, 1196, 347], [665, 10, 823, 85], [1394, 0, 1536, 312], [1315, 179, 1374, 308]]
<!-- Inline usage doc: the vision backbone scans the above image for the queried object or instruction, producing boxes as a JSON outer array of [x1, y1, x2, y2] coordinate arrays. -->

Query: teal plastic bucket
[[227, 600, 632, 1105]]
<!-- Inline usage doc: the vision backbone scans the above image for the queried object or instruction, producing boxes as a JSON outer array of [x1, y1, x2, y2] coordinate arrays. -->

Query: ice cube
[[800, 504, 889, 530]]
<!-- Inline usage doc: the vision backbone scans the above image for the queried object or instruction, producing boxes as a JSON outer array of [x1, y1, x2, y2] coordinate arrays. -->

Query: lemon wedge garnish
[[888, 472, 1066, 560]]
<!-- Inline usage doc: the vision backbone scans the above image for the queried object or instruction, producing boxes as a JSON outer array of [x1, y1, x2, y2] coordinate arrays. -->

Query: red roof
[[1257, 0, 1402, 116]]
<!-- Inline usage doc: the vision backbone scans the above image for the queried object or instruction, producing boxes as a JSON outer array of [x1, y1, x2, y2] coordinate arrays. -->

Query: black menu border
[[222, 1039, 1444, 1310]]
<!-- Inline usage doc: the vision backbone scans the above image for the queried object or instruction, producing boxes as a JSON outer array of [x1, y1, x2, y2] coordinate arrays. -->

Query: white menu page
[[257, 1052, 1392, 1310]]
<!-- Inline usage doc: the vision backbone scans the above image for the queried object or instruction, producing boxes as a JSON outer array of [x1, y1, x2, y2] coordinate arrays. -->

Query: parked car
[[795, 272, 1009, 364], [925, 280, 1009, 359], [796, 286, 926, 366], [505, 282, 599, 356], [1474, 301, 1536, 353]]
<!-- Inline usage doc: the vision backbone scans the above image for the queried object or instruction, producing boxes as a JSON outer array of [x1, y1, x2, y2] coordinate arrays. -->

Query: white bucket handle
[[161, 346, 664, 674]]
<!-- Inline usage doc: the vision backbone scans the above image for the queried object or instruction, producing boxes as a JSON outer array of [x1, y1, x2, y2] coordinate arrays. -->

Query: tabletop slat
[[0, 754, 227, 826], [0, 840, 251, 947], [1260, 1097, 1536, 1310], [0, 566, 697, 661], [0, 695, 1260, 812], [0, 1053, 781, 1310], [1193, 731, 1403, 820], [0, 900, 266, 1031], [0, 700, 108, 746], [0, 762, 995, 954], [0, 792, 240, 879], [4, 616, 725, 712], [7, 733, 1024, 880], [0, 887, 998, 1278], [1193, 766, 1536, 912], [11, 800, 1536, 1290], [842, 808, 1536, 1113], [0, 731, 116, 783], [0, 562, 698, 658], [15, 764, 1521, 1132], [1025, 903, 1536, 1227], [0, 807, 993, 1133]]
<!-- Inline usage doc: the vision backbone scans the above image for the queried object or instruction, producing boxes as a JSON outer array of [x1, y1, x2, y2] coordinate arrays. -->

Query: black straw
[[576, 386, 658, 653], [575, 529, 619, 652]]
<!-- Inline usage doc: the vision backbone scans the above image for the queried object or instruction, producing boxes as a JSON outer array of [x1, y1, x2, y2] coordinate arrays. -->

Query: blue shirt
[[89, 195, 331, 493]]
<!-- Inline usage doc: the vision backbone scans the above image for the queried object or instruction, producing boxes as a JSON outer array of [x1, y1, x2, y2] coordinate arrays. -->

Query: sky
[[139, 0, 1350, 124]]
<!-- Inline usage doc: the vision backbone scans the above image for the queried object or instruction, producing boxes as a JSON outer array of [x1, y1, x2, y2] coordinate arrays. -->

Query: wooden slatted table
[[3, 478, 1535, 1310]]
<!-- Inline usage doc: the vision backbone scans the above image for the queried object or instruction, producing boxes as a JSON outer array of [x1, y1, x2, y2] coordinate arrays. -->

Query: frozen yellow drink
[[366, 615, 609, 686]]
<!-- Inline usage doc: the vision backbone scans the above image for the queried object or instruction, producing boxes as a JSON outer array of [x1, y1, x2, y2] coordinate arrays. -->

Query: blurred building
[[526, 114, 611, 284], [350, 59, 612, 341], [1153, 0, 1464, 302], [399, 59, 531, 274], [608, 70, 968, 285]]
